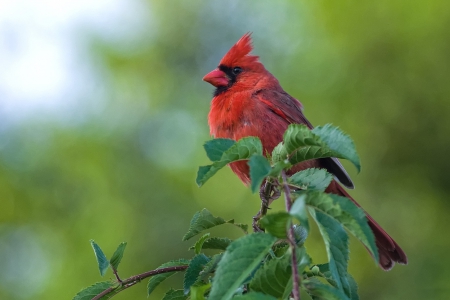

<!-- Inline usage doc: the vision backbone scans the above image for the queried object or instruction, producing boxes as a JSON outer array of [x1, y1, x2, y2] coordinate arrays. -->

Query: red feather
[[203, 33, 407, 270]]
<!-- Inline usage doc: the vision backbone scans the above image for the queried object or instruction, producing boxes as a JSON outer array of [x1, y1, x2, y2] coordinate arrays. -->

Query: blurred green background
[[0, 0, 449, 299]]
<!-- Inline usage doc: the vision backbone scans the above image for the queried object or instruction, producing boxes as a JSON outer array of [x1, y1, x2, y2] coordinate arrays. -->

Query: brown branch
[[281, 170, 301, 300], [92, 265, 188, 300]]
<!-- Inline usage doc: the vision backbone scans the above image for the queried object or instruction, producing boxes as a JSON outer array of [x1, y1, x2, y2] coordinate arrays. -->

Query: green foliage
[[75, 125, 379, 300], [196, 137, 263, 186], [147, 259, 191, 296], [289, 168, 333, 192], [192, 233, 211, 254], [271, 124, 360, 172], [304, 192, 378, 261], [162, 289, 188, 300], [259, 212, 291, 238], [208, 233, 277, 300], [109, 242, 127, 271], [249, 250, 292, 297], [311, 211, 350, 297], [90, 240, 110, 276], [248, 154, 272, 193], [73, 281, 115, 300], [184, 254, 210, 294], [183, 209, 247, 241]]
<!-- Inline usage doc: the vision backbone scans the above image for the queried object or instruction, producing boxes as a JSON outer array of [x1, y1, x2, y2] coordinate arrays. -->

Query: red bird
[[203, 33, 407, 270]]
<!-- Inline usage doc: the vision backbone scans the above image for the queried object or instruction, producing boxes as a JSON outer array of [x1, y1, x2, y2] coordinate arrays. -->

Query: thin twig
[[282, 170, 301, 300], [92, 265, 188, 300], [112, 268, 122, 284]]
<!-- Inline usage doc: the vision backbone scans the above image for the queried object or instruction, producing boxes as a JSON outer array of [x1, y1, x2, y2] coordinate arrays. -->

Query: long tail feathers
[[326, 181, 408, 270]]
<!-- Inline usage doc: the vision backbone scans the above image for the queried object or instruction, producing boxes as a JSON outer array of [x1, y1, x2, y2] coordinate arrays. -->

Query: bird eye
[[232, 67, 243, 75]]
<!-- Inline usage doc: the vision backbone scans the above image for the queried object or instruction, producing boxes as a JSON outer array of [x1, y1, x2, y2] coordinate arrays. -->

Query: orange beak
[[203, 69, 229, 87]]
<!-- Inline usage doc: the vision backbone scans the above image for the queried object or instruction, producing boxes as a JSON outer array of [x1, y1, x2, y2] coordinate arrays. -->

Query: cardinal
[[202, 33, 407, 271]]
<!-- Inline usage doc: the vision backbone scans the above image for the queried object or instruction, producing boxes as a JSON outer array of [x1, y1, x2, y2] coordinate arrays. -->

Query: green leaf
[[305, 192, 378, 262], [290, 194, 310, 232], [303, 278, 350, 300], [249, 252, 292, 297], [183, 209, 246, 241], [204, 138, 236, 161], [289, 168, 333, 192], [190, 283, 211, 300], [276, 124, 360, 172], [312, 124, 361, 172], [109, 242, 127, 271], [197, 253, 223, 284], [259, 212, 291, 239], [192, 233, 210, 254], [248, 154, 272, 193], [190, 237, 232, 251], [208, 233, 277, 300], [184, 254, 210, 294], [346, 273, 359, 300], [310, 210, 350, 297], [197, 137, 263, 186], [90, 240, 109, 276], [233, 292, 277, 300], [271, 142, 288, 163], [147, 259, 190, 296], [268, 160, 292, 177], [73, 281, 115, 300], [232, 222, 249, 234], [183, 209, 227, 241], [162, 289, 188, 300]]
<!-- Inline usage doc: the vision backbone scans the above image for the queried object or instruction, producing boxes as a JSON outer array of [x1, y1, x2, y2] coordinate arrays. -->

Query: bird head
[[203, 33, 266, 96]]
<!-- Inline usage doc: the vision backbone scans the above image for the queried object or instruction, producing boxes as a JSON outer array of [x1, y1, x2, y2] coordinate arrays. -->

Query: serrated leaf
[[196, 253, 223, 284], [271, 142, 288, 163], [303, 278, 350, 300], [109, 242, 127, 271], [290, 194, 310, 232], [231, 222, 249, 233], [204, 138, 236, 161], [289, 168, 333, 192], [192, 233, 210, 254], [193, 237, 232, 251], [90, 240, 109, 276], [249, 251, 292, 297], [183, 209, 227, 241], [310, 210, 350, 297], [275, 124, 360, 172], [233, 292, 277, 300], [312, 124, 361, 172], [147, 259, 190, 296], [184, 254, 210, 294], [73, 281, 115, 300], [259, 212, 291, 238], [248, 154, 272, 193], [346, 272, 359, 300], [305, 192, 378, 262], [162, 289, 188, 300], [208, 233, 277, 300], [183, 209, 246, 241], [197, 137, 263, 186]]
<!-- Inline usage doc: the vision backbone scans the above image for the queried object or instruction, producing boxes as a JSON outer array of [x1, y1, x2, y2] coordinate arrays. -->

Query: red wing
[[254, 89, 354, 189]]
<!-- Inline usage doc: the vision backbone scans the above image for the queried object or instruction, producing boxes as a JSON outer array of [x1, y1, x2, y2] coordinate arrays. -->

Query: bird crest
[[219, 33, 259, 67]]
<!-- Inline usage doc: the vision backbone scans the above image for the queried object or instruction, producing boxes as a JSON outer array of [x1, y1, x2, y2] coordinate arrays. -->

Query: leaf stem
[[282, 170, 301, 300], [92, 265, 188, 300]]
